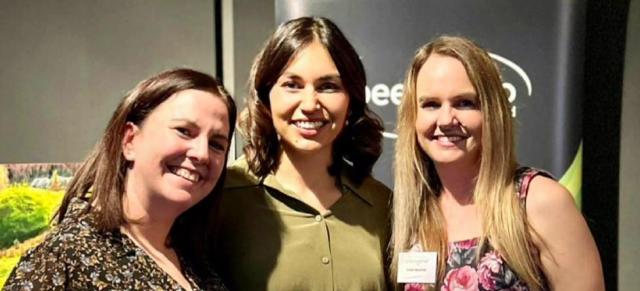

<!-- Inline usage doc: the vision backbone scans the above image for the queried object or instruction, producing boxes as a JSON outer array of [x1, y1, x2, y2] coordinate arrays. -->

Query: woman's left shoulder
[[521, 172, 605, 290], [343, 175, 392, 206], [524, 174, 589, 252], [357, 176, 392, 197], [525, 175, 578, 218]]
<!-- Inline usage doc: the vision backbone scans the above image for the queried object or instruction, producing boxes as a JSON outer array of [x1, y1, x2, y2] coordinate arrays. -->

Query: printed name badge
[[397, 252, 437, 284]]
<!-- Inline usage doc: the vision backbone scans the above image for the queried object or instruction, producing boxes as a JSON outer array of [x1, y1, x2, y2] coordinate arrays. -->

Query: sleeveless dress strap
[[515, 167, 555, 200]]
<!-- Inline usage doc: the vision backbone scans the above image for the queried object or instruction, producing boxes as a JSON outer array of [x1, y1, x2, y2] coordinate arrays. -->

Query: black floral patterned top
[[3, 198, 227, 291]]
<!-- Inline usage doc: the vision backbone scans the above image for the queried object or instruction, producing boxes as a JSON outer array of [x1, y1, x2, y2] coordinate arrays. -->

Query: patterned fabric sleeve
[[515, 167, 555, 200], [3, 240, 68, 290]]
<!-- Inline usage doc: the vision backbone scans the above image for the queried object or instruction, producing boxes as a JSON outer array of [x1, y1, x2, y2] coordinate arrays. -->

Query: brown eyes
[[209, 141, 227, 152], [316, 82, 341, 92], [176, 127, 192, 137], [175, 127, 227, 152], [282, 81, 302, 90], [280, 80, 342, 93]]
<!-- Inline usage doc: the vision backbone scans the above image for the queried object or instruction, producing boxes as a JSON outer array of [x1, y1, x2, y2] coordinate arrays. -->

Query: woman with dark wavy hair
[[211, 16, 390, 290], [5, 68, 235, 290]]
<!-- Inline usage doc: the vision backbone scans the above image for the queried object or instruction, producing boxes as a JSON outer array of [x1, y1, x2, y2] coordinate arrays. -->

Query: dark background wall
[[219, 0, 275, 155], [582, 0, 632, 289], [619, 0, 639, 288], [0, 0, 216, 163], [223, 1, 640, 289]]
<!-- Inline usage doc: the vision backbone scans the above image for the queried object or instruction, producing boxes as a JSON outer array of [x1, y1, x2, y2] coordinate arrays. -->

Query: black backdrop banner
[[276, 0, 585, 204]]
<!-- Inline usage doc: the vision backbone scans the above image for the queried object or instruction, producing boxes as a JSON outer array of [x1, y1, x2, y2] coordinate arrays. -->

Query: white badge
[[397, 251, 437, 283]]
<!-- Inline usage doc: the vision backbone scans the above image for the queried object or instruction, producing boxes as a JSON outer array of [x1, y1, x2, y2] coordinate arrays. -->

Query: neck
[[274, 146, 336, 195], [121, 192, 177, 250], [122, 220, 172, 251], [435, 160, 480, 205]]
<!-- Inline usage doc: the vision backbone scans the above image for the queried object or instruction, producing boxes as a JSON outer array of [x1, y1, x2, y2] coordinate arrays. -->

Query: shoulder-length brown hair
[[56, 68, 236, 271], [392, 36, 545, 290], [240, 16, 383, 184]]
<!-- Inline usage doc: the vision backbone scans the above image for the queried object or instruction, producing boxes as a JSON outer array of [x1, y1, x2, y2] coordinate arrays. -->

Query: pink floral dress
[[404, 167, 551, 291]]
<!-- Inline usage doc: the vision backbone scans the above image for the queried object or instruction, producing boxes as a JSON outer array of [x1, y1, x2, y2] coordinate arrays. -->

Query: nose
[[187, 136, 210, 164], [437, 106, 458, 127], [299, 87, 320, 112]]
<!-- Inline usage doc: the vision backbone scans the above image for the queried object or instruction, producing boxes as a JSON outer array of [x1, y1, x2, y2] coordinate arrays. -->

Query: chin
[[427, 151, 462, 162], [288, 140, 327, 152], [164, 190, 203, 209], [433, 154, 481, 168]]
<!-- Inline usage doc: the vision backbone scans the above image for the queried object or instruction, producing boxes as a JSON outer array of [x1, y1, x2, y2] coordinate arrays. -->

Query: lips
[[168, 166, 201, 183]]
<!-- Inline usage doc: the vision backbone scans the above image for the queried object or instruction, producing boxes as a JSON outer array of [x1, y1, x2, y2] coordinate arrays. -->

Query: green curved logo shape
[[559, 141, 582, 209]]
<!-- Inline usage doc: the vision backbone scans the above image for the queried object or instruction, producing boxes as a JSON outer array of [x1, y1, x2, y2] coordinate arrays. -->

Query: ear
[[122, 122, 140, 161]]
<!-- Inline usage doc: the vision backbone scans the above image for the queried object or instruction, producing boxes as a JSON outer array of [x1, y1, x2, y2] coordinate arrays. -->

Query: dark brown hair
[[56, 68, 236, 274], [241, 16, 383, 184]]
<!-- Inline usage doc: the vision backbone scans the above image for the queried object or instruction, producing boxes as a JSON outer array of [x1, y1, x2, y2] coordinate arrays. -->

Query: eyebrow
[[316, 75, 343, 85], [280, 72, 341, 82]]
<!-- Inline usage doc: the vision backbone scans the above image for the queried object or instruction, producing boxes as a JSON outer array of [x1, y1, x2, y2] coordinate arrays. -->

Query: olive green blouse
[[211, 157, 391, 291]]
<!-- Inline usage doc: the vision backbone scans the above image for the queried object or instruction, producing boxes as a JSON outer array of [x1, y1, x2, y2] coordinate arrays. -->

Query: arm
[[526, 176, 604, 291], [3, 241, 67, 290]]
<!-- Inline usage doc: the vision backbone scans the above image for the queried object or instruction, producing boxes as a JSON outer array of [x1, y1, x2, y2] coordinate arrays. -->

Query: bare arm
[[526, 176, 604, 291]]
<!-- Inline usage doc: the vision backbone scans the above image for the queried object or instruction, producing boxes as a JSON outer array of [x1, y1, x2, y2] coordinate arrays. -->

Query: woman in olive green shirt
[[210, 16, 391, 290]]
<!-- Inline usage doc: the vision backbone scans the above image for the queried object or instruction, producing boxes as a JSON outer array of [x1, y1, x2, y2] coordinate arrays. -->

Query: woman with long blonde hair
[[391, 36, 603, 290]]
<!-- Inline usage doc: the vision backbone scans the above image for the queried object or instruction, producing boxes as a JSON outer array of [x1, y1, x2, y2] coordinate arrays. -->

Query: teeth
[[170, 167, 200, 183], [294, 121, 324, 129]]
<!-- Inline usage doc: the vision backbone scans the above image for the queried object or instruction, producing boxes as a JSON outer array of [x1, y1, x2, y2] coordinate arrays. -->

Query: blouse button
[[321, 256, 330, 264], [314, 215, 322, 222]]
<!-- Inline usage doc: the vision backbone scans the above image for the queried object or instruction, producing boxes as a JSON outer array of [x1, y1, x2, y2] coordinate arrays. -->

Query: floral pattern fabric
[[441, 238, 529, 291], [404, 167, 551, 291], [404, 239, 529, 291], [3, 198, 227, 291]]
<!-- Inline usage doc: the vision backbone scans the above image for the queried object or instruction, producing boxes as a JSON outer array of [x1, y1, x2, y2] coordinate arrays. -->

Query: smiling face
[[268, 39, 350, 156], [122, 89, 230, 214], [415, 53, 483, 167]]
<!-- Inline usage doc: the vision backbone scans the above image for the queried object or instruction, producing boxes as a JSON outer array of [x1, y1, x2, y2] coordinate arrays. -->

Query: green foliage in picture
[[0, 165, 9, 190], [0, 186, 63, 249]]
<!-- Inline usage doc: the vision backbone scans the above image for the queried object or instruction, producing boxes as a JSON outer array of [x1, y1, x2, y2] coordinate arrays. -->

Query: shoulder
[[344, 174, 392, 207], [359, 175, 392, 197], [522, 172, 605, 290], [223, 156, 261, 189], [524, 174, 586, 250], [217, 157, 267, 215], [38, 213, 106, 259], [525, 175, 578, 222], [4, 214, 100, 288]]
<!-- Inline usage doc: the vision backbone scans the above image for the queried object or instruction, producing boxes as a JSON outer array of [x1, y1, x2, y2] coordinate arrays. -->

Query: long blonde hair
[[391, 36, 545, 289]]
